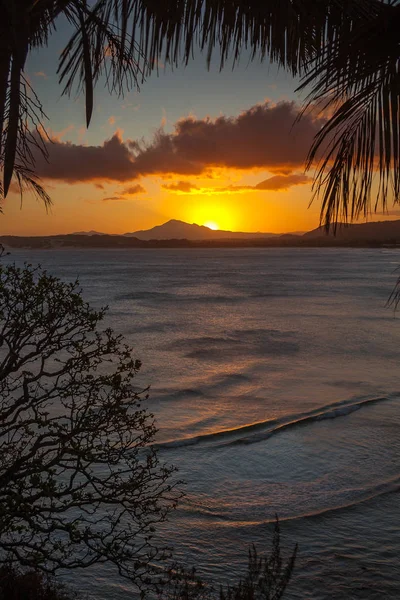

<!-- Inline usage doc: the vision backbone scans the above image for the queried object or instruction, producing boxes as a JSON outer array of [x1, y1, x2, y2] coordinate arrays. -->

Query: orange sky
[[2, 171, 323, 236], [1, 100, 327, 235], [2, 33, 397, 236]]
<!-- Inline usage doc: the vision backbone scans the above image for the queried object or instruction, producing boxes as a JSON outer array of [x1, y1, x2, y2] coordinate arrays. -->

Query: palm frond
[[0, 163, 51, 210], [298, 0, 400, 229], [78, 4, 94, 127], [0, 0, 57, 200], [1, 69, 49, 193], [3, 46, 28, 197], [58, 0, 145, 117], [126, 0, 374, 75]]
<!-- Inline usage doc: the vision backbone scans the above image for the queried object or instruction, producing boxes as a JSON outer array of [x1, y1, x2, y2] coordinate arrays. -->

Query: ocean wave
[[176, 474, 400, 528], [155, 388, 206, 401], [162, 329, 299, 361], [155, 394, 397, 450], [241, 473, 400, 528], [154, 417, 280, 449], [117, 290, 241, 304]]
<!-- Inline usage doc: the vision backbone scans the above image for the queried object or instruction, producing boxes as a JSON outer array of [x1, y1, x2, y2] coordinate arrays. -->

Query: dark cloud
[[35, 132, 136, 183], [34, 102, 323, 183], [162, 181, 199, 193], [163, 102, 320, 172], [8, 182, 22, 194], [121, 184, 146, 195], [163, 174, 312, 194], [255, 174, 312, 190]]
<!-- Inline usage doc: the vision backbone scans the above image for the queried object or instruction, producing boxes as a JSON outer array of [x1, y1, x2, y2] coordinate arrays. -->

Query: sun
[[204, 221, 219, 230]]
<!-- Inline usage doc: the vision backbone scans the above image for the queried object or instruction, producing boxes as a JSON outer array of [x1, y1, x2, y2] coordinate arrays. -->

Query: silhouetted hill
[[4, 219, 400, 249], [304, 220, 400, 242], [124, 219, 279, 240], [71, 230, 110, 236]]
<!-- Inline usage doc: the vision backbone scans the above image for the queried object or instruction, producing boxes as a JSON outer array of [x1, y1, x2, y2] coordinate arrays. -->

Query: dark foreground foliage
[[0, 522, 296, 600], [158, 520, 297, 600], [0, 564, 75, 600], [0, 259, 180, 591]]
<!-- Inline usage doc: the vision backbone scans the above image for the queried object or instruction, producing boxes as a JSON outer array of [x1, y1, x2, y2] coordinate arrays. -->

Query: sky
[[0, 15, 372, 235]]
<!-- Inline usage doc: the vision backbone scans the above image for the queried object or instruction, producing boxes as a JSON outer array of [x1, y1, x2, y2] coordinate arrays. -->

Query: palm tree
[[1, 0, 398, 228]]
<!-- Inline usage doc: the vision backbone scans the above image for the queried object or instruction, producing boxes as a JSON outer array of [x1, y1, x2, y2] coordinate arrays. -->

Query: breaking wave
[[177, 473, 400, 527], [155, 394, 398, 450]]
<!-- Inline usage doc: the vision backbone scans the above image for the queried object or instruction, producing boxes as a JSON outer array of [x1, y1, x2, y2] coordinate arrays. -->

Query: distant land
[[123, 219, 282, 240], [3, 219, 400, 249], [72, 220, 282, 240]]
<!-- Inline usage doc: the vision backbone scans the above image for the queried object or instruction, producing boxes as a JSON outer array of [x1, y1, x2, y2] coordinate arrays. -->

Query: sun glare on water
[[204, 221, 220, 230]]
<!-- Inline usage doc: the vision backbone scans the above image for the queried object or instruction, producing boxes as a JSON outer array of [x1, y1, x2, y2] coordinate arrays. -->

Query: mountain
[[5, 218, 400, 250], [304, 219, 400, 242], [71, 230, 109, 236], [124, 219, 280, 240]]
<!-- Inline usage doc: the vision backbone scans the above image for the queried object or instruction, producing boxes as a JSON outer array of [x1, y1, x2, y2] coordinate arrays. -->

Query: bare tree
[[0, 258, 180, 590]]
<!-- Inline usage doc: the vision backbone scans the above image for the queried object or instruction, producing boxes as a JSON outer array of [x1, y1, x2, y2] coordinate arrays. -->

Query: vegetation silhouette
[[0, 563, 76, 600], [158, 521, 297, 600], [0, 520, 297, 600], [0, 257, 181, 592], [1, 1, 399, 227], [0, 254, 297, 597]]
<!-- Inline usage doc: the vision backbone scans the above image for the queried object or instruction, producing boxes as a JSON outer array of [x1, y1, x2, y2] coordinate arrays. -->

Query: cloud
[[162, 181, 199, 193], [7, 182, 22, 195], [34, 71, 47, 79], [254, 174, 312, 191], [121, 184, 146, 195], [108, 116, 116, 125], [49, 124, 75, 142], [34, 101, 323, 184], [35, 131, 136, 183], [163, 174, 312, 195], [130, 101, 322, 177], [160, 108, 167, 128], [103, 184, 146, 200]]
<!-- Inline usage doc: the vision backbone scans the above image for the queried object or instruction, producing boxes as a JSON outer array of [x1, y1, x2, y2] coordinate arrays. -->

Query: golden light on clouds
[[0, 99, 325, 236]]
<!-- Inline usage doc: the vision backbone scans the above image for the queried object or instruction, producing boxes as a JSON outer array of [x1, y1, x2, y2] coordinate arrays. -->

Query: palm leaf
[[298, 0, 400, 228], [77, 4, 94, 127]]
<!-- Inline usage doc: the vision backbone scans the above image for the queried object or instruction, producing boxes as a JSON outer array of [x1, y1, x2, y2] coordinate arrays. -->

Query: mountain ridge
[[123, 219, 281, 240], [68, 218, 400, 242], [304, 219, 400, 241], [4, 218, 400, 247]]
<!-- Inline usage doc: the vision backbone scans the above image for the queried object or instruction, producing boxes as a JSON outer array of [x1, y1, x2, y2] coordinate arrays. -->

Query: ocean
[[6, 247, 400, 599]]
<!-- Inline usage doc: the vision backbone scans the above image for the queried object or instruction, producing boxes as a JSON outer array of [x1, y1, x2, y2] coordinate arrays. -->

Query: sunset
[[0, 13, 324, 237], [203, 221, 219, 230], [0, 101, 321, 235], [1, 2, 400, 600]]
